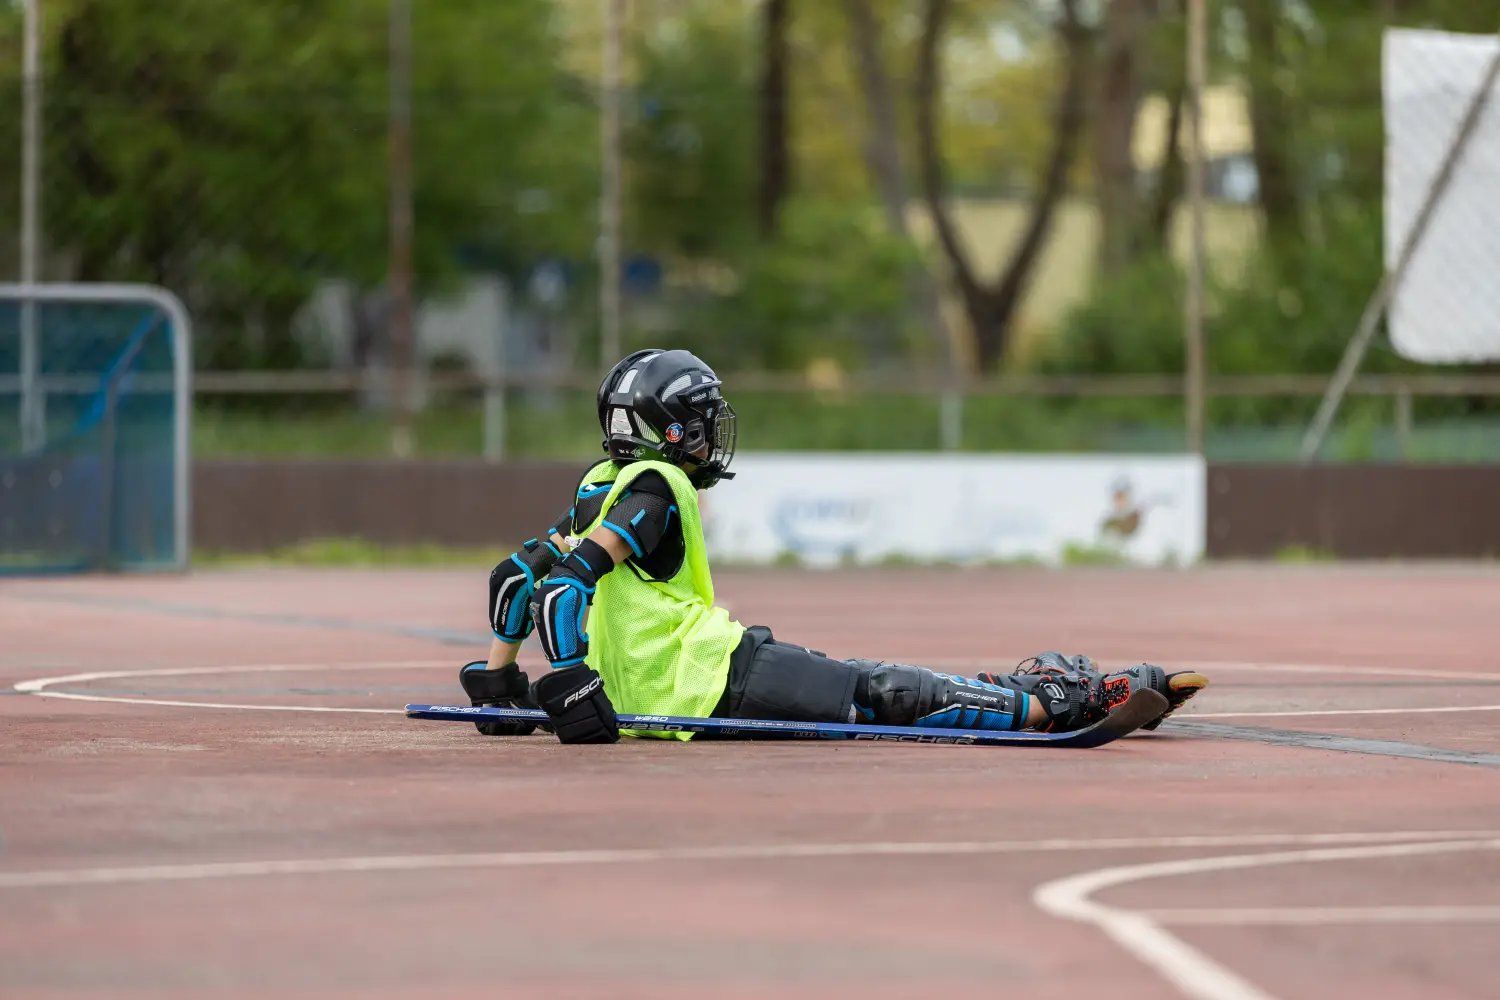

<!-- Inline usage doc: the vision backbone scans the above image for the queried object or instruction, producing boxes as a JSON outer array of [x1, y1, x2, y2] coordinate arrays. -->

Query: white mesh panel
[[610, 408, 634, 436], [1384, 28, 1500, 361], [662, 374, 694, 398]]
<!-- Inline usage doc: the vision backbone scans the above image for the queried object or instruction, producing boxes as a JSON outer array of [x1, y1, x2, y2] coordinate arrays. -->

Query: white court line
[[13, 661, 447, 715], [926, 658, 1500, 683], [1183, 660, 1500, 683], [1033, 837, 1500, 1000], [18, 692, 404, 714], [0, 830, 1492, 891], [1189, 704, 1500, 719], [14, 661, 1500, 720], [1144, 904, 1500, 926]]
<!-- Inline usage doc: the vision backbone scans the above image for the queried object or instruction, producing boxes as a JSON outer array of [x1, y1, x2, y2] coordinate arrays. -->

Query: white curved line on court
[[1143, 904, 1500, 926], [15, 659, 1500, 720], [1033, 837, 1500, 1000], [17, 659, 1494, 722], [13, 661, 447, 715], [0, 830, 1491, 891]]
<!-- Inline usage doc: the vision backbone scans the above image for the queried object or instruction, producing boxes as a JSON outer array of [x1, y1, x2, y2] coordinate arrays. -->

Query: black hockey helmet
[[596, 349, 737, 488]]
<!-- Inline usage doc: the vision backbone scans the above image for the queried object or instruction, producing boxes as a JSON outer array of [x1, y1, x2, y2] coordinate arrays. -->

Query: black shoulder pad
[[600, 486, 675, 559], [628, 469, 675, 500]]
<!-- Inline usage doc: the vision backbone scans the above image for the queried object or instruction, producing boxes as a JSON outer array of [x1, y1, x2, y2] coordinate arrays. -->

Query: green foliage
[[193, 391, 1500, 463], [195, 390, 605, 459], [1212, 210, 1393, 378], [0, 0, 594, 368], [1036, 209, 1428, 424], [411, 0, 599, 273], [687, 200, 925, 370], [1058, 543, 1133, 567], [625, 16, 924, 374], [1036, 252, 1187, 375], [628, 15, 756, 259], [1272, 544, 1335, 564], [1039, 209, 1396, 383], [196, 537, 514, 567], [6, 0, 1496, 406]]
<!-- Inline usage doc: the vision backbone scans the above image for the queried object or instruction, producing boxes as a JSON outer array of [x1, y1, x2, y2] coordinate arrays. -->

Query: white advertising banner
[[701, 453, 1206, 567]]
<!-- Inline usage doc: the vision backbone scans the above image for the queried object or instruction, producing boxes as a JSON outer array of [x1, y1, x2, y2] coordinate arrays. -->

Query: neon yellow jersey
[[574, 460, 745, 740]]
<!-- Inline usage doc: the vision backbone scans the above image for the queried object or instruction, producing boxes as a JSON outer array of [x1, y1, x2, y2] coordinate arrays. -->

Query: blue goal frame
[[0, 284, 193, 572]]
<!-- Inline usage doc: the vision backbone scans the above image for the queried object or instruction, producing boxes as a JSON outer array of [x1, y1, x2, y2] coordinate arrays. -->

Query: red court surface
[[3, 565, 1499, 999]]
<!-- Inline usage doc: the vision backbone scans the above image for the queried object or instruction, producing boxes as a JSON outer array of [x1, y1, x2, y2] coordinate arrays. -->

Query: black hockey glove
[[459, 661, 542, 736], [488, 537, 566, 643], [532, 664, 619, 744]]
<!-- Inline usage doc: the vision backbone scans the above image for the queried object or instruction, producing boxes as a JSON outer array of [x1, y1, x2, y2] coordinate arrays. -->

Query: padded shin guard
[[857, 663, 1027, 732]]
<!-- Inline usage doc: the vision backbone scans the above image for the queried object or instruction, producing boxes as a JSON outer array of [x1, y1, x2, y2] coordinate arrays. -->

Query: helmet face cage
[[666, 393, 736, 489], [703, 399, 737, 485]]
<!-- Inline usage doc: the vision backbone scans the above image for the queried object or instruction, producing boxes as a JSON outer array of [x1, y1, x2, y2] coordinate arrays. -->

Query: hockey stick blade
[[405, 689, 1168, 748]]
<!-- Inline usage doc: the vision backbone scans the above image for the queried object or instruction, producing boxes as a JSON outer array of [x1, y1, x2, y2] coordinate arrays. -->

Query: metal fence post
[[1394, 385, 1413, 460], [599, 0, 625, 367], [19, 0, 44, 454], [1183, 0, 1208, 457]]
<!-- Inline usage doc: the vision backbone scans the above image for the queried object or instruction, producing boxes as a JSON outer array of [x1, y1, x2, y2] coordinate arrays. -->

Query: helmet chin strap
[[682, 460, 734, 488], [675, 443, 711, 475]]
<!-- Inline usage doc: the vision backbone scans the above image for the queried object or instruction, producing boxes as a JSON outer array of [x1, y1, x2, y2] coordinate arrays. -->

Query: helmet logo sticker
[[665, 422, 684, 443]]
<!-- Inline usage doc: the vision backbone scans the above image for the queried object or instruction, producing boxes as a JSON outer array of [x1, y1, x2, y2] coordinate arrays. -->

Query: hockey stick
[[405, 689, 1167, 749]]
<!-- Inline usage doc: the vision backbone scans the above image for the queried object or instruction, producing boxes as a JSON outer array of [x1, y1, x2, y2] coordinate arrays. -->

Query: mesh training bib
[[576, 460, 745, 740]]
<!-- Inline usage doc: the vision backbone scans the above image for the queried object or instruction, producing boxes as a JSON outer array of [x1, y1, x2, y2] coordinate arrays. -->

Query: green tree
[[6, 0, 594, 368], [916, 0, 1093, 371], [692, 198, 922, 371], [627, 15, 757, 259]]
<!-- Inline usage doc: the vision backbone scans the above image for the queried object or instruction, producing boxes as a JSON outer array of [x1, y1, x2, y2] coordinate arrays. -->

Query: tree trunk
[[916, 0, 1092, 371], [845, 0, 955, 370], [845, 0, 906, 235], [756, 0, 792, 238], [1244, 0, 1299, 241], [982, 0, 1092, 369], [1092, 0, 1158, 276], [1149, 78, 1185, 253], [915, 0, 988, 346]]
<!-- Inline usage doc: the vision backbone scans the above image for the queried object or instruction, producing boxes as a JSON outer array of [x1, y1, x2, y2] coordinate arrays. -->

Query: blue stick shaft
[[405, 703, 1094, 746]]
